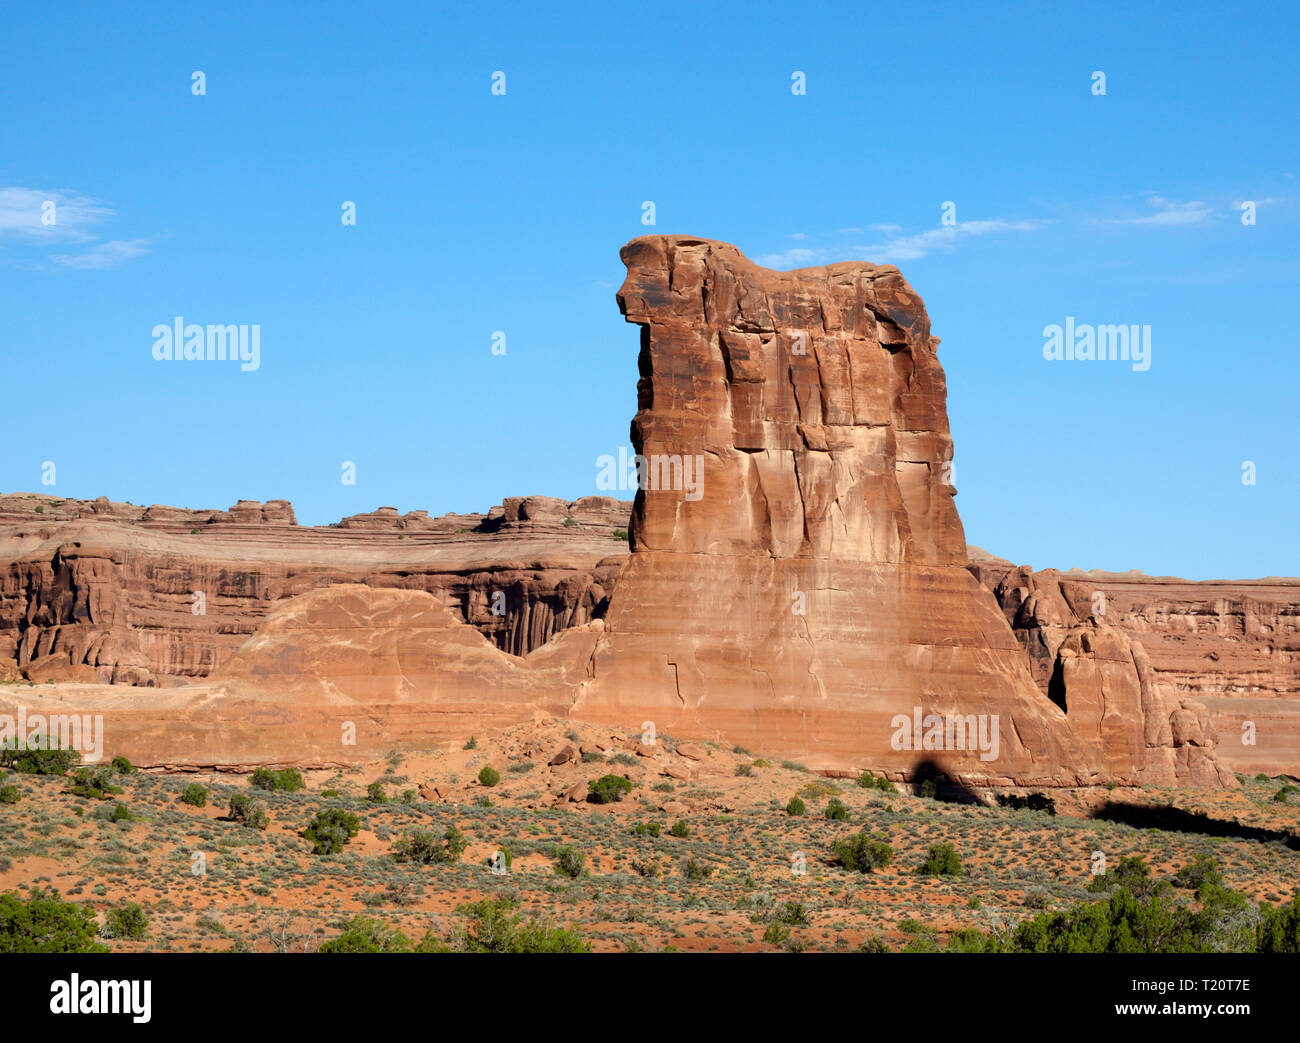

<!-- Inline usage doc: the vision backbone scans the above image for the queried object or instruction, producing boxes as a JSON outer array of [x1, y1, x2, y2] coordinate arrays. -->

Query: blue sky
[[1, 1, 1296, 579]]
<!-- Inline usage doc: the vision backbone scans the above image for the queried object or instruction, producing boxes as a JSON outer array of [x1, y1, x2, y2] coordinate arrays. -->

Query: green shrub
[[67, 767, 122, 800], [831, 832, 893, 873], [110, 755, 134, 774], [1173, 855, 1223, 891], [180, 783, 208, 807], [682, 857, 714, 880], [1272, 784, 1299, 803], [366, 781, 388, 803], [773, 900, 809, 925], [824, 798, 850, 821], [857, 935, 891, 952], [432, 897, 589, 953], [228, 793, 269, 830], [762, 923, 790, 945], [996, 792, 1057, 815], [587, 774, 632, 804], [735, 763, 753, 777], [251, 767, 304, 792], [785, 796, 806, 817], [103, 902, 148, 940], [632, 821, 662, 837], [1087, 855, 1154, 897], [304, 808, 361, 854], [391, 825, 465, 864], [1257, 889, 1300, 953], [321, 915, 411, 953], [916, 842, 963, 877], [109, 802, 132, 823], [0, 889, 106, 953], [668, 820, 690, 838], [0, 738, 78, 769], [477, 766, 501, 788], [554, 845, 586, 879], [0, 785, 20, 804]]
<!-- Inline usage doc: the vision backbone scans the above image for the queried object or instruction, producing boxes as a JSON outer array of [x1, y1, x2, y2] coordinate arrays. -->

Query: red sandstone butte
[[0, 236, 1283, 786]]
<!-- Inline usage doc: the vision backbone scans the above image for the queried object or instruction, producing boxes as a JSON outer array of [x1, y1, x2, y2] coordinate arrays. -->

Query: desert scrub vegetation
[[554, 845, 586, 879], [996, 792, 1057, 815], [228, 793, 269, 830], [250, 767, 304, 793], [916, 842, 963, 878], [831, 832, 893, 873], [856, 770, 897, 793], [824, 798, 850, 821], [102, 901, 149, 940], [303, 808, 360, 854], [0, 740, 79, 775], [587, 774, 632, 804], [390, 825, 466, 865], [67, 766, 124, 800], [179, 783, 208, 807], [785, 796, 806, 816], [0, 888, 107, 953], [477, 766, 501, 787]]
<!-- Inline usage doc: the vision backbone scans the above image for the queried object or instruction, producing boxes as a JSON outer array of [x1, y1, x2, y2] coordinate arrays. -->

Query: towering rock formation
[[571, 235, 1231, 786], [0, 237, 1244, 785]]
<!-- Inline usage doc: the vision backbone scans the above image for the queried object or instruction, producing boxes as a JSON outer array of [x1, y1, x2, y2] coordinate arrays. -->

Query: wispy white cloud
[[758, 218, 1042, 268], [853, 219, 1043, 263], [1104, 194, 1212, 227], [755, 246, 825, 268], [52, 238, 152, 269], [869, 222, 901, 233], [0, 187, 114, 242]]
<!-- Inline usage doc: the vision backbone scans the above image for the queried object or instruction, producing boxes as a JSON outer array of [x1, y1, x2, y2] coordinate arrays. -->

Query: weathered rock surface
[[0, 492, 631, 685], [566, 235, 1233, 786], [0, 236, 1276, 785], [969, 557, 1300, 777]]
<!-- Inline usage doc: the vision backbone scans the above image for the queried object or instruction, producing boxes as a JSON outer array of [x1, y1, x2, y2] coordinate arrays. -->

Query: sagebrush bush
[[103, 902, 149, 940], [180, 783, 208, 807], [554, 845, 586, 878]]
